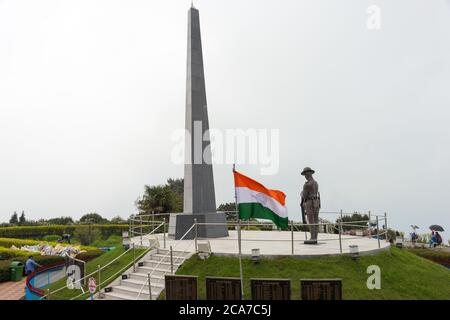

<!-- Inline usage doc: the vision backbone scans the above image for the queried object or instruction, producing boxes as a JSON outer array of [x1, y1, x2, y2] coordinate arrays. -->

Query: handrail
[[133, 221, 166, 236], [65, 221, 166, 300], [193, 221, 377, 228], [131, 211, 387, 219], [69, 247, 150, 300], [40, 245, 134, 299], [129, 212, 388, 299], [130, 219, 166, 242], [138, 220, 165, 246], [134, 223, 196, 300]]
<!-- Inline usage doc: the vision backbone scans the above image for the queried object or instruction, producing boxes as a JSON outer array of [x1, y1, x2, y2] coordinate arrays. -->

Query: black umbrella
[[429, 225, 444, 232]]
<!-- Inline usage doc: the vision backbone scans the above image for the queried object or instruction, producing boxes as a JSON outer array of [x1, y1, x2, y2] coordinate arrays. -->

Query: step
[[136, 265, 171, 277], [129, 272, 166, 285], [121, 277, 165, 291], [156, 248, 192, 258], [102, 291, 147, 301], [112, 285, 160, 300], [148, 253, 187, 263], [143, 259, 182, 269]]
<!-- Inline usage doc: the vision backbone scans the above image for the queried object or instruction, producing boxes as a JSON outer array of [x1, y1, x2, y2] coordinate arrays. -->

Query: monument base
[[168, 213, 229, 240]]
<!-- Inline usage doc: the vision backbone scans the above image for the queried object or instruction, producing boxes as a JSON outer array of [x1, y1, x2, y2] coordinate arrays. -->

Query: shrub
[[79, 213, 108, 224], [13, 254, 65, 266], [0, 236, 102, 273], [0, 260, 11, 282], [0, 225, 128, 240], [405, 248, 450, 265], [0, 247, 36, 260], [0, 237, 96, 252], [42, 235, 62, 242], [73, 228, 102, 246]]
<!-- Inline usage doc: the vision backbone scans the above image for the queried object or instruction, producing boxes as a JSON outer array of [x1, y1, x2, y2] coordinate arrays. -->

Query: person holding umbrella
[[429, 231, 437, 248], [435, 231, 443, 246], [428, 225, 445, 248]]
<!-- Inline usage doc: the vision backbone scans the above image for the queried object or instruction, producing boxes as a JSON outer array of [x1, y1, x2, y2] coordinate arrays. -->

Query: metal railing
[[128, 211, 389, 255], [134, 222, 197, 300], [129, 213, 170, 247], [190, 211, 389, 255], [41, 245, 135, 300], [123, 210, 389, 300], [40, 233, 166, 300], [68, 246, 150, 300]]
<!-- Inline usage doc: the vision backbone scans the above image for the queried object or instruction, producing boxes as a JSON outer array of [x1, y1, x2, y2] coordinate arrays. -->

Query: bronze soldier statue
[[300, 167, 320, 244]]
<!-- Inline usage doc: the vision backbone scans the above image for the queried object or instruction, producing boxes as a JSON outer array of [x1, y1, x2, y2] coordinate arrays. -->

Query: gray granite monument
[[168, 6, 229, 240]]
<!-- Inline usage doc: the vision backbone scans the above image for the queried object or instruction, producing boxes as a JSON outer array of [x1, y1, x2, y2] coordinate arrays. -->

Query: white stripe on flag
[[235, 187, 288, 218]]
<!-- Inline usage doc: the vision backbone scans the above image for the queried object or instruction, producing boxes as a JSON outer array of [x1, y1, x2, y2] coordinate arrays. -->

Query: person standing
[[429, 231, 437, 248], [25, 256, 42, 275], [301, 167, 321, 244], [435, 231, 442, 246], [88, 277, 97, 300]]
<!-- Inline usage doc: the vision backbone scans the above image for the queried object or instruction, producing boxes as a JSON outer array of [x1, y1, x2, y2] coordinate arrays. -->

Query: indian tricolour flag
[[233, 170, 288, 229]]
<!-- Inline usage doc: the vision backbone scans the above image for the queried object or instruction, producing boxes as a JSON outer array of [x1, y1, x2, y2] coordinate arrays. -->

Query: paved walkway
[[133, 230, 390, 257], [0, 278, 26, 300]]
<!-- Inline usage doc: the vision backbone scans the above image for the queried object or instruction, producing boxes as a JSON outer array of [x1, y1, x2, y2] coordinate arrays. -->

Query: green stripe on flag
[[238, 203, 288, 229]]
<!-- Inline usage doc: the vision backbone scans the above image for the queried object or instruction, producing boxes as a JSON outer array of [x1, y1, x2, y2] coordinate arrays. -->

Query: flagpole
[[233, 164, 244, 299]]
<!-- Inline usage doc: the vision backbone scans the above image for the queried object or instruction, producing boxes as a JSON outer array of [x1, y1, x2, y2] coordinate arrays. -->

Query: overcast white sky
[[0, 0, 449, 238]]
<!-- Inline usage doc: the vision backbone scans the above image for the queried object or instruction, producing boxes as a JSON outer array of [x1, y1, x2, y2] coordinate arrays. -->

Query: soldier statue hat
[[301, 167, 315, 175]]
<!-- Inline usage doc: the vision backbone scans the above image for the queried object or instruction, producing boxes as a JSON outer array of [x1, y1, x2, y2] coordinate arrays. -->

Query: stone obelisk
[[169, 6, 228, 240]]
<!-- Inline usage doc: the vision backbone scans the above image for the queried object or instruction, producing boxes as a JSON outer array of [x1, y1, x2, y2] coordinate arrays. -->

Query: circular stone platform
[[133, 230, 390, 258]]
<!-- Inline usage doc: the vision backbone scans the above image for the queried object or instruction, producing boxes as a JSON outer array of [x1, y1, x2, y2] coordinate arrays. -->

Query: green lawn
[[176, 247, 450, 300], [47, 246, 147, 300]]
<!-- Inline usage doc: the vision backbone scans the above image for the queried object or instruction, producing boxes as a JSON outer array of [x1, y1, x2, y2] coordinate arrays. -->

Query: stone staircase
[[101, 248, 192, 300]]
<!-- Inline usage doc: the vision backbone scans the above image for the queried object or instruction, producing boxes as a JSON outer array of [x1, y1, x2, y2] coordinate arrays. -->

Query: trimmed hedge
[[0, 237, 104, 276], [0, 247, 35, 260], [0, 237, 96, 251], [13, 254, 66, 266], [0, 246, 103, 262], [0, 225, 128, 240], [42, 235, 61, 242]]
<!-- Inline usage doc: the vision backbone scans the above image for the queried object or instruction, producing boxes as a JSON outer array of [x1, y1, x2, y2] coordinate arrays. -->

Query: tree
[[167, 178, 184, 211], [79, 213, 108, 224], [110, 215, 126, 224], [167, 178, 183, 197], [217, 202, 236, 212], [335, 213, 370, 232], [217, 202, 237, 221], [9, 212, 18, 225], [74, 227, 101, 246], [19, 211, 26, 225], [136, 179, 183, 215], [47, 216, 74, 225]]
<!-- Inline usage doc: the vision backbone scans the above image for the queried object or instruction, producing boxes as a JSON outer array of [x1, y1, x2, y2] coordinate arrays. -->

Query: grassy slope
[[47, 246, 147, 300], [176, 247, 450, 300]]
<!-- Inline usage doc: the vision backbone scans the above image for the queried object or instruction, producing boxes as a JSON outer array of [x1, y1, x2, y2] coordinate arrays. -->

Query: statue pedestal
[[168, 213, 229, 240]]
